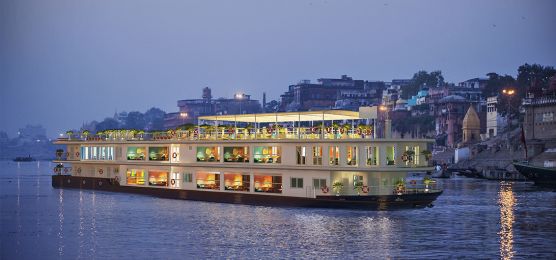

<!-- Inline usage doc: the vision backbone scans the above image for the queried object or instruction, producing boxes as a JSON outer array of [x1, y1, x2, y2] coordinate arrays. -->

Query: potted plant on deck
[[81, 130, 90, 140], [395, 179, 406, 195], [137, 130, 145, 140], [65, 130, 74, 140], [332, 181, 344, 196]]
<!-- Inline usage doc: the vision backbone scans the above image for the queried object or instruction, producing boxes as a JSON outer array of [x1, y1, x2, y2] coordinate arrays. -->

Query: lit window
[[196, 146, 220, 162], [223, 173, 250, 191], [223, 147, 249, 163], [81, 146, 115, 161], [148, 147, 169, 161], [171, 146, 180, 162], [254, 175, 282, 193], [329, 146, 339, 166], [296, 146, 307, 165], [366, 146, 379, 166], [253, 146, 281, 164], [170, 172, 181, 188], [346, 146, 357, 166], [385, 146, 396, 165], [148, 171, 168, 186], [312, 146, 323, 165], [196, 172, 220, 190], [127, 147, 146, 160], [126, 169, 145, 185]]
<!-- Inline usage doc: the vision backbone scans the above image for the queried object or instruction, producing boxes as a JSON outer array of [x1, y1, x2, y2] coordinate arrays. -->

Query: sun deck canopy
[[198, 110, 362, 123]]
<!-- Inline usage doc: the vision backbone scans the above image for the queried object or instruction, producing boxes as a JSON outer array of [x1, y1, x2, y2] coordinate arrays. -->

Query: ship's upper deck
[[56, 109, 431, 144], [198, 110, 361, 123]]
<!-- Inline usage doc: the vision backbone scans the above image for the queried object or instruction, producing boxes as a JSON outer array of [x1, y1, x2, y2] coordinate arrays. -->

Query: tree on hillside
[[125, 111, 146, 130], [402, 70, 444, 99], [517, 63, 556, 96], [265, 100, 280, 112], [144, 107, 166, 130], [96, 118, 120, 132], [392, 114, 436, 137], [484, 73, 516, 98]]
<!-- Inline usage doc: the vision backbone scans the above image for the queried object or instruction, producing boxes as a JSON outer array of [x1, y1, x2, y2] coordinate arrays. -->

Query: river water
[[1, 161, 555, 259]]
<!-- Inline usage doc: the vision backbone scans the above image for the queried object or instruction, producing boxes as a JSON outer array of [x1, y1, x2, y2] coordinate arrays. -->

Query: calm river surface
[[1, 161, 556, 259]]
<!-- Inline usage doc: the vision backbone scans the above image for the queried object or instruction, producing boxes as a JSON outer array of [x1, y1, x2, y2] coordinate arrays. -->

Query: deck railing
[[60, 126, 417, 142]]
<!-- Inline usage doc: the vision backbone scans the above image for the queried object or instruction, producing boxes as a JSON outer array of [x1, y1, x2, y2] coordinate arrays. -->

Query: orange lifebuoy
[[65, 152, 70, 158], [76, 167, 82, 174], [172, 152, 178, 159], [321, 186, 329, 193], [76, 151, 80, 157], [171, 179, 176, 185], [362, 186, 369, 193], [98, 168, 103, 175]]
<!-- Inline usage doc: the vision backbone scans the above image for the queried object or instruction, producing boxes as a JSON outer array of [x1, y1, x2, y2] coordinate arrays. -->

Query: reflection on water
[[498, 182, 516, 260], [1, 162, 556, 259], [58, 189, 64, 257]]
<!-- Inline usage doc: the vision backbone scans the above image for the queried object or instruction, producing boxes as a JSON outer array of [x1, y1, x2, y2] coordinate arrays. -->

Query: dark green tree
[[144, 107, 166, 130], [125, 111, 146, 130], [517, 63, 556, 96], [402, 70, 444, 99], [96, 118, 120, 131], [484, 72, 516, 97]]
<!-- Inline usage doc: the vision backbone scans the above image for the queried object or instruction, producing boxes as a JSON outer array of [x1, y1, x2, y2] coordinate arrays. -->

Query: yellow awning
[[198, 110, 361, 123]]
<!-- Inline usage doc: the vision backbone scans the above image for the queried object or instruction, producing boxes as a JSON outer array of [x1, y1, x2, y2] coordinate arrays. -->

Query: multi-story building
[[434, 95, 485, 147], [523, 96, 556, 141], [164, 88, 262, 129], [280, 75, 384, 112], [486, 96, 505, 138], [458, 78, 488, 89]]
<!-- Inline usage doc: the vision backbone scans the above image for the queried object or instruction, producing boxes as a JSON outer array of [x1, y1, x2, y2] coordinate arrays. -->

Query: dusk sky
[[1, 0, 555, 138]]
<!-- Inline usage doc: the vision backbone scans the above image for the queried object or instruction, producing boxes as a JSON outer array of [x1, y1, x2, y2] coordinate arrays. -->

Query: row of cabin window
[[126, 169, 327, 192], [297, 145, 419, 166], [92, 145, 418, 166], [197, 145, 417, 166]]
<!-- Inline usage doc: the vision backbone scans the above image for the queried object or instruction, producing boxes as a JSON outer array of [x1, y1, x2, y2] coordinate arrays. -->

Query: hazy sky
[[1, 0, 555, 138]]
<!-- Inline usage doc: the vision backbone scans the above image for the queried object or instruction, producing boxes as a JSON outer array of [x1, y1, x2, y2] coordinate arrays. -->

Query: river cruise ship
[[52, 109, 442, 209]]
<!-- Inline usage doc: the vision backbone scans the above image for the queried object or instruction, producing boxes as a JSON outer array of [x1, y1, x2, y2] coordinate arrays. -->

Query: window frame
[[290, 177, 304, 188]]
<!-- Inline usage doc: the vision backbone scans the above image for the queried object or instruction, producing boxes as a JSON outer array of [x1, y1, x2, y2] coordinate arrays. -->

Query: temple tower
[[462, 105, 481, 144]]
